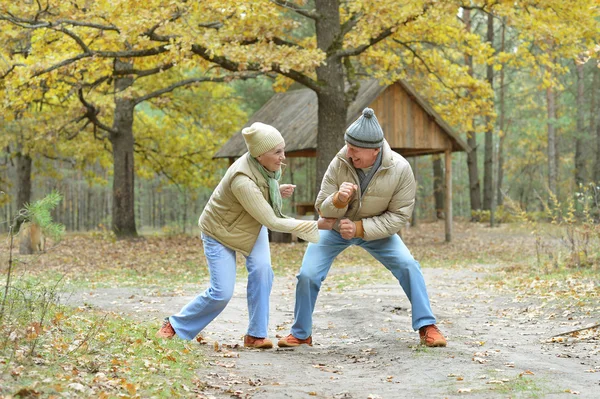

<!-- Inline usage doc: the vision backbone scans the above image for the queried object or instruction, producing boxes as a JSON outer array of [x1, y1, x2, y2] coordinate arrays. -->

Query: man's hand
[[279, 184, 296, 199], [317, 217, 336, 230], [337, 182, 358, 203], [339, 219, 356, 240]]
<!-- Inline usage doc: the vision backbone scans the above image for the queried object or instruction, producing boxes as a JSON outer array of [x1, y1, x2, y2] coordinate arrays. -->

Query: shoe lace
[[161, 318, 173, 331], [422, 325, 441, 337]]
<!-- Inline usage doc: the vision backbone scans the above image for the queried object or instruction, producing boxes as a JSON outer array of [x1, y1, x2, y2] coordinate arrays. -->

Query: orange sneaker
[[277, 334, 313, 347], [419, 324, 447, 347], [244, 335, 273, 349], [156, 318, 176, 339]]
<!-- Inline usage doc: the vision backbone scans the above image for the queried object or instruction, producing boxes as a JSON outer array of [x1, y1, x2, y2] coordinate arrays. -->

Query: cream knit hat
[[242, 122, 285, 157]]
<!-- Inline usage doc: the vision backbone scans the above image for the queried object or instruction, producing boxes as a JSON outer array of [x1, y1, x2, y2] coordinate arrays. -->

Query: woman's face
[[257, 143, 286, 172]]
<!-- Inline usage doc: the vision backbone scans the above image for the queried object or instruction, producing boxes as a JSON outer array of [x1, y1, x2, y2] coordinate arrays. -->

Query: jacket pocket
[[226, 212, 246, 232]]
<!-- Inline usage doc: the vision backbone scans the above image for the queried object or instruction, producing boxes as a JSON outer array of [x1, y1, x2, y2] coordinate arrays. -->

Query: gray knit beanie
[[344, 108, 384, 148]]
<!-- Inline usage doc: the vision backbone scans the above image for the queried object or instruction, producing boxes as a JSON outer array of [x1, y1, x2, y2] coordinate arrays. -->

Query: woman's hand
[[279, 184, 296, 199], [317, 217, 336, 230]]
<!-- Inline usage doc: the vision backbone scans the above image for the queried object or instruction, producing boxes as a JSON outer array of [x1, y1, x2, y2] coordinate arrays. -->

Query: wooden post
[[411, 157, 417, 227], [445, 149, 452, 242]]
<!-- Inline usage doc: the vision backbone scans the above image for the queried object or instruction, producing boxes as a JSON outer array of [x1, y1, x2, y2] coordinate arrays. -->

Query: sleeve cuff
[[333, 192, 350, 209], [354, 220, 364, 238]]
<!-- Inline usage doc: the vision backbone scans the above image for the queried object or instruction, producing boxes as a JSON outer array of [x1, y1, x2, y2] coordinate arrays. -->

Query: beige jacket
[[316, 140, 416, 241], [199, 153, 319, 256]]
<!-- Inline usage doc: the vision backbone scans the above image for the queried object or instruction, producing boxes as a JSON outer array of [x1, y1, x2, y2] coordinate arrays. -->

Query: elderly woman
[[156, 122, 334, 349]]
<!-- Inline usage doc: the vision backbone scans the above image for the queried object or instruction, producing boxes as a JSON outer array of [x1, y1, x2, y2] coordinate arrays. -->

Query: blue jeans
[[169, 226, 274, 340], [291, 229, 436, 339]]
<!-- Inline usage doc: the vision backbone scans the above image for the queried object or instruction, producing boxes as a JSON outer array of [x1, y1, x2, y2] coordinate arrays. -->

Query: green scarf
[[249, 155, 285, 218]]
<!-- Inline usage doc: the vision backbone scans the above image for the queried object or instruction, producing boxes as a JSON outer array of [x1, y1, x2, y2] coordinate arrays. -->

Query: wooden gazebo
[[215, 79, 470, 241]]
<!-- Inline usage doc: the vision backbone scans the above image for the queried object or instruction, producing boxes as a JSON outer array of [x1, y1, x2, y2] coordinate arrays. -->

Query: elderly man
[[278, 107, 446, 348]]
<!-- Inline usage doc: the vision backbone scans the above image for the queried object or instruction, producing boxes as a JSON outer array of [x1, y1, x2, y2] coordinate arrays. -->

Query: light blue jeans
[[169, 226, 274, 340], [291, 229, 436, 339]]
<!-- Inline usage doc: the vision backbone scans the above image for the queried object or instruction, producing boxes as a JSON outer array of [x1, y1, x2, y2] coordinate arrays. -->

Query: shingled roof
[[214, 79, 469, 158]]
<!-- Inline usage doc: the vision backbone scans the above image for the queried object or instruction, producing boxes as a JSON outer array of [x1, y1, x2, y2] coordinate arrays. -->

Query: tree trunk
[[411, 158, 417, 227], [151, 181, 156, 228], [575, 63, 586, 188], [15, 152, 32, 211], [86, 186, 92, 230], [483, 12, 494, 211], [547, 80, 558, 195], [137, 177, 142, 232], [433, 154, 444, 219], [110, 59, 138, 237], [463, 9, 482, 217], [15, 149, 32, 229], [592, 67, 600, 182], [314, 0, 347, 189], [183, 188, 188, 234], [497, 18, 506, 206]]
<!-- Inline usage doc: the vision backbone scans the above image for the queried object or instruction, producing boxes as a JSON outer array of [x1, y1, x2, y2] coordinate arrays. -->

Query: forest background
[[1, 0, 599, 237], [1, 1, 600, 397]]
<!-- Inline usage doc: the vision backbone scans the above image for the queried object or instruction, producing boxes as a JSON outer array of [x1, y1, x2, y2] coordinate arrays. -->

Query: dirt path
[[64, 262, 600, 398]]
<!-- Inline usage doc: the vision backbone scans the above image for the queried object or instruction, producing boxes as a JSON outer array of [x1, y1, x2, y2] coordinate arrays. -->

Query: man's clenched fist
[[339, 218, 356, 240], [338, 182, 358, 203]]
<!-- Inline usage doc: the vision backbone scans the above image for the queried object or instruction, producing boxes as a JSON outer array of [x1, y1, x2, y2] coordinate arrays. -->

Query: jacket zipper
[[338, 156, 393, 218]]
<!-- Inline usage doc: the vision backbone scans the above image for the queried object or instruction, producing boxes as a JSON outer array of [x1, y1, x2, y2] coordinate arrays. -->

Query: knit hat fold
[[242, 122, 285, 157], [344, 108, 384, 148]]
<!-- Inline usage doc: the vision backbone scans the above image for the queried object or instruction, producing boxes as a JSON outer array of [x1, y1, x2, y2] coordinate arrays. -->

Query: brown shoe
[[244, 335, 273, 349], [156, 318, 176, 339], [277, 334, 313, 347], [419, 324, 447, 347]]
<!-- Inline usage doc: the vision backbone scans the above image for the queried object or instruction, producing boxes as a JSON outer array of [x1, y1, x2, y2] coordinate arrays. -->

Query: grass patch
[[490, 375, 547, 398], [2, 234, 210, 290], [0, 276, 206, 398], [489, 268, 599, 302]]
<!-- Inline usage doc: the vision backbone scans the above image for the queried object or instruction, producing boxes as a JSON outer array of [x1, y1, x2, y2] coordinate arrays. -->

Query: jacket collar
[[240, 152, 285, 186]]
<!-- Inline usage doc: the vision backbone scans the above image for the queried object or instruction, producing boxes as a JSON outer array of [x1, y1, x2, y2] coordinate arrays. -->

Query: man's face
[[346, 143, 381, 169]]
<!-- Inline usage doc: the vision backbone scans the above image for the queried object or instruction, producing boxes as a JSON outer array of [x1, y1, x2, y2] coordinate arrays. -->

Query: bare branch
[[134, 72, 262, 104], [0, 13, 119, 32], [133, 141, 184, 190], [143, 10, 183, 42], [459, 0, 500, 12], [32, 53, 90, 77], [340, 11, 364, 37], [198, 21, 223, 29], [335, 3, 432, 59], [31, 45, 170, 77], [51, 26, 90, 52], [41, 153, 77, 164], [237, 37, 305, 50], [113, 63, 175, 77], [271, 0, 319, 20], [1, 64, 25, 80], [190, 44, 319, 91], [84, 75, 110, 88], [394, 39, 464, 98], [58, 114, 88, 140], [56, 19, 119, 32], [549, 323, 600, 338], [77, 88, 117, 135], [197, 11, 238, 32], [86, 47, 171, 59], [336, 26, 396, 58]]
